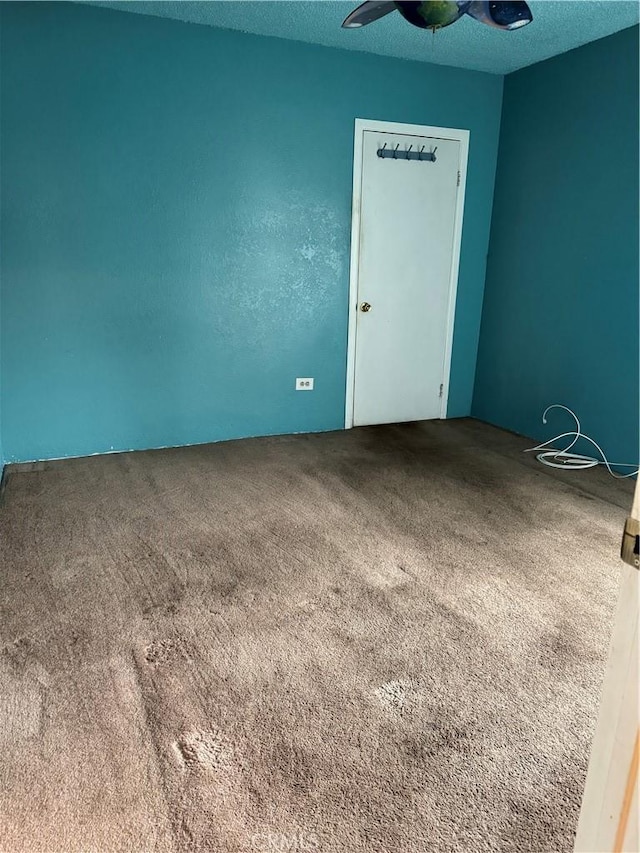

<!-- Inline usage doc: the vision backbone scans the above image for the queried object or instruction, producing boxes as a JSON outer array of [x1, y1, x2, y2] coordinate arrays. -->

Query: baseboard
[[4, 460, 48, 474]]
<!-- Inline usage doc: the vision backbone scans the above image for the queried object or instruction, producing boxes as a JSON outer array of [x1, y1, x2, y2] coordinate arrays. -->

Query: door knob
[[360, 302, 372, 313]]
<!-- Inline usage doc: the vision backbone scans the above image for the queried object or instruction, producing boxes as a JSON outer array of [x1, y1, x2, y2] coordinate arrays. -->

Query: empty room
[[0, 2, 638, 851]]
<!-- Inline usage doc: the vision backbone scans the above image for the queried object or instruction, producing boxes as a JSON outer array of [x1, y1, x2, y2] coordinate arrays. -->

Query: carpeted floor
[[0, 419, 633, 853]]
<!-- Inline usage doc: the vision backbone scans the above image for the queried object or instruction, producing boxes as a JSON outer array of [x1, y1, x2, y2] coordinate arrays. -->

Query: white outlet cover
[[296, 378, 314, 391]]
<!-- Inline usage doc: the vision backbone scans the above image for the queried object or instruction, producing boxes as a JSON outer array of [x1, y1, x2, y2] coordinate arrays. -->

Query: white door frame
[[344, 118, 470, 429]]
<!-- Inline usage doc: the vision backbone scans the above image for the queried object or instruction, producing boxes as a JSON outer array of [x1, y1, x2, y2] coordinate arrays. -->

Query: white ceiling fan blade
[[342, 1, 397, 29]]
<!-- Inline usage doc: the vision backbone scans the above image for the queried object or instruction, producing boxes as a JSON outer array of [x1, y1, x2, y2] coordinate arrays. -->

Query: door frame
[[344, 118, 470, 429]]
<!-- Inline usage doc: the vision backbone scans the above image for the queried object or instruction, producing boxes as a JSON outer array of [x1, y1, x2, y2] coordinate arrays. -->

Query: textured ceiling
[[86, 1, 639, 75]]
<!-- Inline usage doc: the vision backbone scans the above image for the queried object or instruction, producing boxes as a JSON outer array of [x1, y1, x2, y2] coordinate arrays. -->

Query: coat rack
[[377, 143, 437, 162]]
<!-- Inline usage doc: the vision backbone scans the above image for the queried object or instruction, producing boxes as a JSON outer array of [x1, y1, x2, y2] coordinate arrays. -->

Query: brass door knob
[[360, 302, 372, 312]]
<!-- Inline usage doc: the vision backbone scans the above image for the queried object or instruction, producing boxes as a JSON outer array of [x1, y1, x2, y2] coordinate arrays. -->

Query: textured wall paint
[[0, 2, 502, 463], [473, 26, 639, 466], [0, 4, 3, 474]]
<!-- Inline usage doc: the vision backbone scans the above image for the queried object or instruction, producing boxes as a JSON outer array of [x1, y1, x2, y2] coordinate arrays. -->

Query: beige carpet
[[0, 419, 632, 853]]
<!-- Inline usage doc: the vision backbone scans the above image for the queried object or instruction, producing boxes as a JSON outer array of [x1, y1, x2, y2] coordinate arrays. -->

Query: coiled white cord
[[524, 404, 639, 479]]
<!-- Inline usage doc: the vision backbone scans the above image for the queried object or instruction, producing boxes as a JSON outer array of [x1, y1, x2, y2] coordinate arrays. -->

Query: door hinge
[[621, 517, 640, 568], [439, 383, 444, 397], [457, 171, 461, 187]]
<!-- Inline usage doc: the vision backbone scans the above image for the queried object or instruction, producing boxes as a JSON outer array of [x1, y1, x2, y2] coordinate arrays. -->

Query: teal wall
[[473, 26, 639, 467], [0, 2, 502, 463], [0, 4, 3, 476]]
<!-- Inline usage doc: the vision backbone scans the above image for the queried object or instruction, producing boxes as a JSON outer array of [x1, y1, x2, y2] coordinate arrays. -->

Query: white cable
[[524, 404, 639, 479]]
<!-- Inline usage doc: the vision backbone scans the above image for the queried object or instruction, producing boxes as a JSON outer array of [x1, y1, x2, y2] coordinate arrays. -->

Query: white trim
[[344, 118, 470, 429]]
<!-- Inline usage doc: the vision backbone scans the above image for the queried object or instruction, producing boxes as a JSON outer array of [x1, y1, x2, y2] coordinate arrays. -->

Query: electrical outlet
[[296, 378, 314, 391]]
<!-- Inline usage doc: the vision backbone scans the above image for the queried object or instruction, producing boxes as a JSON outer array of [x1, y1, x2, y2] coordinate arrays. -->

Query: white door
[[351, 128, 462, 427]]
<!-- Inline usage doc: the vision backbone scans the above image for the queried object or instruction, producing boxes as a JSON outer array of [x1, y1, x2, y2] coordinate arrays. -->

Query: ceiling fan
[[342, 1, 533, 32]]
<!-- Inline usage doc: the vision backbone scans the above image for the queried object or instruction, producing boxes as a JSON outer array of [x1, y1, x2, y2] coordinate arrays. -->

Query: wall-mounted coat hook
[[377, 142, 437, 163]]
